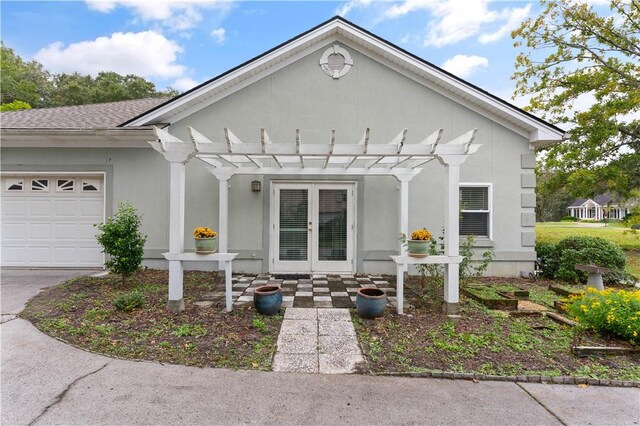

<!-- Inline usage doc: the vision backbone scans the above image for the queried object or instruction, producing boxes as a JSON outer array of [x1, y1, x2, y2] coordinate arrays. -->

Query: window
[[5, 179, 24, 191], [31, 179, 49, 192], [460, 185, 491, 238], [57, 179, 75, 192], [82, 179, 101, 192]]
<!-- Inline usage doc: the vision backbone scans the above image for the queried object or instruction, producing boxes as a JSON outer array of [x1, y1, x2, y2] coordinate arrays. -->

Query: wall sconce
[[251, 180, 261, 192]]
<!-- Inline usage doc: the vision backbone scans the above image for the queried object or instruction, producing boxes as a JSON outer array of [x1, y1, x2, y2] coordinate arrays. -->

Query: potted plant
[[407, 228, 431, 257], [356, 287, 386, 318], [193, 227, 218, 254], [253, 285, 283, 315]]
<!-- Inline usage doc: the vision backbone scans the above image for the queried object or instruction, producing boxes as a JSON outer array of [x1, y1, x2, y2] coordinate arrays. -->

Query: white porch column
[[396, 175, 413, 267], [218, 177, 229, 254], [167, 162, 186, 313]]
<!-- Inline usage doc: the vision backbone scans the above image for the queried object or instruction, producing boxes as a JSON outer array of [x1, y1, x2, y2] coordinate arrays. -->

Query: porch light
[[251, 180, 261, 192]]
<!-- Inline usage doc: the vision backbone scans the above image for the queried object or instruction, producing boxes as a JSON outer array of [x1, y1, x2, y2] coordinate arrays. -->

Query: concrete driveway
[[1, 270, 639, 425]]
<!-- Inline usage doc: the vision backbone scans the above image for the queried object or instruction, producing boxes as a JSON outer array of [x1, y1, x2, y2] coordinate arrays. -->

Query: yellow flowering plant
[[566, 287, 640, 345], [193, 227, 217, 239], [411, 228, 432, 241]]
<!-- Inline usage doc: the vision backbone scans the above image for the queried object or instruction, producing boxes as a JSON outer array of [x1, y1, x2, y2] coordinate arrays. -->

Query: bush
[[534, 242, 557, 278], [561, 215, 578, 222], [96, 202, 147, 284], [542, 236, 626, 283], [113, 291, 144, 311], [566, 288, 640, 345]]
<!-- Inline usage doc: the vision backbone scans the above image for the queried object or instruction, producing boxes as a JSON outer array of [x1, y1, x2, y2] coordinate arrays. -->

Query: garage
[[1, 174, 105, 267]]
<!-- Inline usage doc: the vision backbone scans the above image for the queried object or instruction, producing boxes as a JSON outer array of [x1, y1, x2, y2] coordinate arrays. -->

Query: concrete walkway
[[2, 270, 639, 425], [273, 308, 363, 374]]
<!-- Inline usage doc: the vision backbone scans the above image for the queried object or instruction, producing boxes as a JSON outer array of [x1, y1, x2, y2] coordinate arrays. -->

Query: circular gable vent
[[320, 45, 353, 79]]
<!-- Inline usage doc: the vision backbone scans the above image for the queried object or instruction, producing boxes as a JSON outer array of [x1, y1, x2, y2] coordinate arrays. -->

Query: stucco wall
[[1, 40, 537, 276]]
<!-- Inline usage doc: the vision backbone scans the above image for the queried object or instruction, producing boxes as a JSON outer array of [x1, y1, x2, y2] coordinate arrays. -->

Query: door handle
[[308, 222, 312, 231]]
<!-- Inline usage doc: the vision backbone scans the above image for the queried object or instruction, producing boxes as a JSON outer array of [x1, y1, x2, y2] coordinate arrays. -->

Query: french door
[[271, 182, 355, 273]]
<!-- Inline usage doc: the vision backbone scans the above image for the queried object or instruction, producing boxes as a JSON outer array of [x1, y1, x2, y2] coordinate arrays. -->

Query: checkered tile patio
[[231, 274, 398, 309]]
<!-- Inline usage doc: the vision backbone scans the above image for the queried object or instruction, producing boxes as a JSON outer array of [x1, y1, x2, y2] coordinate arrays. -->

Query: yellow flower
[[634, 331, 638, 337], [411, 228, 432, 241], [193, 227, 217, 239]]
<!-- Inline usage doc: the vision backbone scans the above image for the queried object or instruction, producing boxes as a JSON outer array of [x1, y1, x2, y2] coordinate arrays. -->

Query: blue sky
[[2, 1, 547, 105]]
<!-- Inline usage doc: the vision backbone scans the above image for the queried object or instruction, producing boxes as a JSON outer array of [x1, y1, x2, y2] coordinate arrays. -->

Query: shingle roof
[[0, 98, 170, 129], [569, 194, 615, 207]]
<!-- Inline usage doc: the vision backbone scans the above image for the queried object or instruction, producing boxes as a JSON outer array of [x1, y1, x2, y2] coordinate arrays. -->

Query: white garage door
[[1, 175, 105, 267]]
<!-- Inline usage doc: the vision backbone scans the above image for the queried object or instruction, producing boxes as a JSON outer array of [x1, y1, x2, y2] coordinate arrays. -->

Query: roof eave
[[0, 127, 157, 148]]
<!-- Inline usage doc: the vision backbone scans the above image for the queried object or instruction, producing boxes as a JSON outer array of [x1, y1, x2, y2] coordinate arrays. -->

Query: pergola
[[150, 125, 481, 314]]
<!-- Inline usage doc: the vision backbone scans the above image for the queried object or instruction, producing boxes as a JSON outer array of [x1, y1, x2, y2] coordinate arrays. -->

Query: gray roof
[[569, 194, 614, 207], [0, 98, 169, 129]]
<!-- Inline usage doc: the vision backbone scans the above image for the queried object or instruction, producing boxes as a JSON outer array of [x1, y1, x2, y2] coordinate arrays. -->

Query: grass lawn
[[536, 222, 640, 277], [353, 277, 640, 381], [20, 270, 282, 370]]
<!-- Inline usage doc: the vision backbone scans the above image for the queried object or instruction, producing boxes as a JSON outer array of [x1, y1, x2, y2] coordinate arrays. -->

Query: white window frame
[[4, 178, 24, 192], [459, 182, 493, 240], [56, 178, 75, 192]]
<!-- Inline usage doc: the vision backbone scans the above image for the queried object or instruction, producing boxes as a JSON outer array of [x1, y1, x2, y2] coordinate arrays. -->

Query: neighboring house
[[567, 194, 634, 220], [0, 16, 565, 278]]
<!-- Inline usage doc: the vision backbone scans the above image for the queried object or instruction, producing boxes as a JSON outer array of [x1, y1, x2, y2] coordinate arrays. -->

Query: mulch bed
[[20, 269, 282, 370], [352, 277, 640, 381]]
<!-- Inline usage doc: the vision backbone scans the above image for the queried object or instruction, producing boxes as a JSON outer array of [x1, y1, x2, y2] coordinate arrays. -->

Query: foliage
[[536, 171, 578, 222], [0, 100, 32, 111], [410, 228, 432, 241], [1, 43, 52, 108], [561, 216, 578, 222], [402, 231, 494, 303], [512, 0, 640, 197], [96, 202, 147, 284], [193, 227, 217, 239], [113, 291, 144, 312], [540, 236, 626, 283], [624, 206, 640, 227], [566, 287, 640, 345], [1, 44, 178, 109]]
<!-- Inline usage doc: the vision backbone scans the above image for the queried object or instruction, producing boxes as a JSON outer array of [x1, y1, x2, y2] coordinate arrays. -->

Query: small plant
[[113, 291, 144, 311], [96, 202, 147, 285], [173, 323, 207, 338], [252, 318, 269, 334], [565, 287, 640, 345], [193, 227, 217, 239]]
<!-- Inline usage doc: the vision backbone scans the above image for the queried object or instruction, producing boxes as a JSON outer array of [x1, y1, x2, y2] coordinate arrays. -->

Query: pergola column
[[396, 174, 414, 269], [218, 176, 230, 254], [439, 156, 466, 315], [168, 162, 186, 312]]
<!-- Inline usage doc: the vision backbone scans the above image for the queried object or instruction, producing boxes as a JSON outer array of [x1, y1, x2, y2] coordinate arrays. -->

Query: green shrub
[[96, 202, 147, 284], [113, 291, 144, 311], [561, 216, 578, 222], [566, 288, 640, 345], [542, 236, 626, 283], [534, 242, 557, 278]]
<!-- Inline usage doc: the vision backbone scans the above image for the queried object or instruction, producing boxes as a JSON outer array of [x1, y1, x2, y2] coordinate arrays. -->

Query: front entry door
[[272, 182, 355, 273]]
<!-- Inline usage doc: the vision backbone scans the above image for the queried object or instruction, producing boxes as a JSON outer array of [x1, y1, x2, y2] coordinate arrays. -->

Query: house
[[1, 17, 565, 311], [567, 194, 633, 220]]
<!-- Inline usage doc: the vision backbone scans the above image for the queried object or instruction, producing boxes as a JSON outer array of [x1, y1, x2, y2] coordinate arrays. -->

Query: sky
[[0, 0, 571, 107]]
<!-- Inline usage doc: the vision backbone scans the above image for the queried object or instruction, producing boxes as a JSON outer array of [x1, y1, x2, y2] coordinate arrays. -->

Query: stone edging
[[369, 371, 640, 388]]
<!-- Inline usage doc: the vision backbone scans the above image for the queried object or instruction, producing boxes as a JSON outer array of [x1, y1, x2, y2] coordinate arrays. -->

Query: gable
[[122, 17, 565, 147]]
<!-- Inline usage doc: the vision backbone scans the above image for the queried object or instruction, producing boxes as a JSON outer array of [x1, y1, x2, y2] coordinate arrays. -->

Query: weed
[[113, 291, 144, 311], [252, 318, 269, 334], [173, 323, 207, 338]]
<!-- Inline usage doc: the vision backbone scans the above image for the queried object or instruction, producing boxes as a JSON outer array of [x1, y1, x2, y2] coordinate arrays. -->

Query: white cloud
[[172, 77, 199, 91], [34, 31, 186, 79], [210, 27, 226, 44], [478, 4, 531, 44], [382, 0, 532, 47], [336, 0, 373, 17], [441, 55, 489, 78], [85, 0, 232, 31]]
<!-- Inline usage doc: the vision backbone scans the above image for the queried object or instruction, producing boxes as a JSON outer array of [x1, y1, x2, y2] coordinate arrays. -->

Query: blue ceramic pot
[[253, 285, 283, 315], [356, 288, 387, 319]]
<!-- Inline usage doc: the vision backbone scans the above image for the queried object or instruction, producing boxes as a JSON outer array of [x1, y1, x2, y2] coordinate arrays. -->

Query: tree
[[1, 44, 179, 109], [512, 0, 639, 197], [96, 202, 147, 285], [1, 44, 52, 107], [0, 100, 32, 112]]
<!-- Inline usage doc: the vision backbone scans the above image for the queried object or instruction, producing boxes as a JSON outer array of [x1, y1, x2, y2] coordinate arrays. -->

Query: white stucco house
[[1, 17, 566, 311], [567, 194, 634, 220]]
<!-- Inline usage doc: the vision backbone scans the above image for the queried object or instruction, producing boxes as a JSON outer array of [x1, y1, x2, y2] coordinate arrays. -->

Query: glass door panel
[[279, 189, 308, 261], [318, 189, 347, 261]]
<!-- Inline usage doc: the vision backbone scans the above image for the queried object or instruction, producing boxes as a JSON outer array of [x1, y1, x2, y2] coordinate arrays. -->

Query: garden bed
[[353, 277, 640, 381], [463, 285, 521, 311], [19, 270, 282, 370]]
